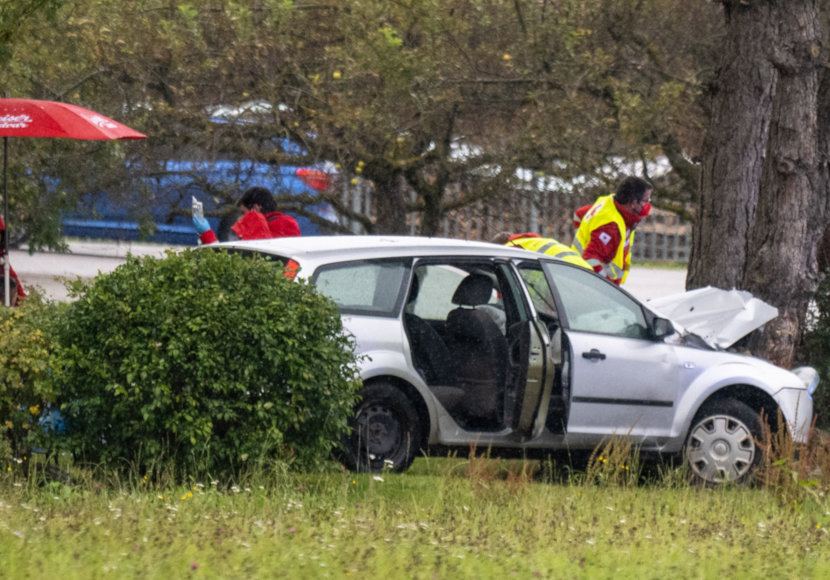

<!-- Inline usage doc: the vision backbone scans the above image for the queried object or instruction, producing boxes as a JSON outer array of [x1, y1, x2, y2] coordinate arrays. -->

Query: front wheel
[[684, 398, 763, 485], [341, 382, 423, 473]]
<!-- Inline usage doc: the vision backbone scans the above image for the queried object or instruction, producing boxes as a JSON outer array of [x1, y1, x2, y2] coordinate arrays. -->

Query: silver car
[[210, 236, 817, 484]]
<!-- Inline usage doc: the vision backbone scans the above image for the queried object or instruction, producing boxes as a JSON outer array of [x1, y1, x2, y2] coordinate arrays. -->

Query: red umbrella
[[0, 97, 147, 306]]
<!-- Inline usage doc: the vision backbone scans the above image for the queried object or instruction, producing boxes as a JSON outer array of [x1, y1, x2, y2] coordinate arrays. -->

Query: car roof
[[209, 235, 548, 263]]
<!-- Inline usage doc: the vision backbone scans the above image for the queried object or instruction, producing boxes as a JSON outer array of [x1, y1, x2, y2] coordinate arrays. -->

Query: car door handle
[[582, 349, 606, 361]]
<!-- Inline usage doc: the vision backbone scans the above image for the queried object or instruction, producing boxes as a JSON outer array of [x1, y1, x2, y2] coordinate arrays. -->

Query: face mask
[[639, 202, 652, 218]]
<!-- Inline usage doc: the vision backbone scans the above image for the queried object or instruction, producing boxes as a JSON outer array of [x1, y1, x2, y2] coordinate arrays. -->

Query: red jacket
[[0, 216, 25, 298], [200, 211, 301, 245], [573, 199, 644, 285]]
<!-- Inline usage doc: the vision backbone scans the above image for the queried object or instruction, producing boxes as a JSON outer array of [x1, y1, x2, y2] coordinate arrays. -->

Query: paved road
[[10, 240, 689, 303], [10, 241, 175, 301]]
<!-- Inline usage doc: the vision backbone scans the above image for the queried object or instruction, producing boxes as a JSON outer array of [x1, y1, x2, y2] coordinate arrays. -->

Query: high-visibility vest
[[572, 194, 633, 283], [507, 236, 593, 270]]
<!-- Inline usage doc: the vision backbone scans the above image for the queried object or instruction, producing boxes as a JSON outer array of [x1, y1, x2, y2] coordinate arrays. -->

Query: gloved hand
[[193, 214, 211, 235]]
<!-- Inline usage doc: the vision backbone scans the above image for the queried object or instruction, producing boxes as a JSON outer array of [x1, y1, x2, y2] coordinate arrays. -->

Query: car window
[[517, 263, 558, 319], [206, 247, 290, 264], [312, 258, 410, 317], [410, 264, 502, 322], [543, 262, 648, 339]]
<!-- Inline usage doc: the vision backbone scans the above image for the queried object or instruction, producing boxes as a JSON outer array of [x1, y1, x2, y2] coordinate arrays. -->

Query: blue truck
[[62, 159, 338, 245]]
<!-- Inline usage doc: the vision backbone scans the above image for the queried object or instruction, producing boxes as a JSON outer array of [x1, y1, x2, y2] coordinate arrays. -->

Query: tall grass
[[3, 424, 830, 578], [2, 453, 830, 579], [756, 410, 830, 504]]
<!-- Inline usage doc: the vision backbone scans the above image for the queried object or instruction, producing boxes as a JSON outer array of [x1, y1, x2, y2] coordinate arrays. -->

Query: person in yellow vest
[[491, 232, 593, 270], [572, 176, 652, 285]]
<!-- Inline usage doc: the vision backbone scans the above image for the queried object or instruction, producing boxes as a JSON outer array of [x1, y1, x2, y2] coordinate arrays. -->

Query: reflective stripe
[[573, 212, 581, 224], [510, 237, 593, 270], [585, 258, 602, 267], [552, 249, 580, 260], [607, 262, 624, 279], [573, 238, 584, 253]]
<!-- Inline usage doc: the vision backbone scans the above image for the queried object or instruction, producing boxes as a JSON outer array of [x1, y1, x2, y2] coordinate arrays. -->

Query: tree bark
[[373, 171, 409, 235], [420, 186, 443, 237], [686, 1, 777, 290], [742, 0, 823, 368]]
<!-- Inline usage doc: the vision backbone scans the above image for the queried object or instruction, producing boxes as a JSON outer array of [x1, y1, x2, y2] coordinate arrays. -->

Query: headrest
[[407, 273, 420, 304], [451, 273, 494, 306]]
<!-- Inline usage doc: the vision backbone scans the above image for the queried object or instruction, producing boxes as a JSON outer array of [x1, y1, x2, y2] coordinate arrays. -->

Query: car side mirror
[[652, 317, 675, 340]]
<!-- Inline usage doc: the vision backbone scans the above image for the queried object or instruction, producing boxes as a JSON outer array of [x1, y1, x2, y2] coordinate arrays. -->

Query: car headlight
[[792, 366, 820, 395]]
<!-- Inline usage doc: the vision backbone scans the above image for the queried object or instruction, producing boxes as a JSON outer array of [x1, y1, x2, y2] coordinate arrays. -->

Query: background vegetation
[[0, 292, 64, 465], [49, 248, 360, 473], [0, 0, 718, 247]]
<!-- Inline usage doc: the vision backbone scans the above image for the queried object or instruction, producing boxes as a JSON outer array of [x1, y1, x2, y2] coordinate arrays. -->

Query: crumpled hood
[[647, 286, 778, 349]]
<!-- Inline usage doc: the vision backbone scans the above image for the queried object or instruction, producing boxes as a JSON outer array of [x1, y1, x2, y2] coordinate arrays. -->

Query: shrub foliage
[[804, 271, 830, 427], [0, 292, 64, 456], [54, 249, 360, 471]]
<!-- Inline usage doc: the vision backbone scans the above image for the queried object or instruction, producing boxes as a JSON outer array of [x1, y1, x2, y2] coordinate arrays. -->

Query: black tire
[[684, 398, 763, 486], [341, 381, 423, 473]]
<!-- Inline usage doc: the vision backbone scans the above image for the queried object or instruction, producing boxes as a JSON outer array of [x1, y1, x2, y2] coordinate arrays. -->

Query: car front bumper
[[774, 388, 814, 443]]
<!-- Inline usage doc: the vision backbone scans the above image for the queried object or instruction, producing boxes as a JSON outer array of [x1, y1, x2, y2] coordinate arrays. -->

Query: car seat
[[403, 274, 464, 410], [445, 273, 509, 420]]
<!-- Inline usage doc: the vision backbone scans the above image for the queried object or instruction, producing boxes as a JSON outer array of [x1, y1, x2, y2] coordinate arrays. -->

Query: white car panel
[[565, 330, 680, 442]]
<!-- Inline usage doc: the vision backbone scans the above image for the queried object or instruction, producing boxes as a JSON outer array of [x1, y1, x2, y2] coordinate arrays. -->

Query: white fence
[[336, 178, 692, 263]]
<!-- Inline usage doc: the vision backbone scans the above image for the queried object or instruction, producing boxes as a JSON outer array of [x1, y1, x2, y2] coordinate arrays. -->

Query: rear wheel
[[684, 398, 762, 485], [341, 382, 423, 473]]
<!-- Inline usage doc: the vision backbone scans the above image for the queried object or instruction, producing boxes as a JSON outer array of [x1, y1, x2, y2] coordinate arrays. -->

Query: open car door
[[500, 262, 556, 439]]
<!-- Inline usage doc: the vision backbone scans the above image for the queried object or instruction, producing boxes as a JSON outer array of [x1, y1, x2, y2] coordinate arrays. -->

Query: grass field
[[0, 455, 829, 580]]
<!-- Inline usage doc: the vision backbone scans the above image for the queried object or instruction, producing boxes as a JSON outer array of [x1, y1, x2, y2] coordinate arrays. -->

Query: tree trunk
[[373, 172, 409, 235], [420, 188, 443, 237], [686, 1, 777, 290], [742, 0, 823, 368]]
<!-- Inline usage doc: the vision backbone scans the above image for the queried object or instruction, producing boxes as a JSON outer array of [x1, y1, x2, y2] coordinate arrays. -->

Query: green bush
[[804, 271, 830, 428], [53, 249, 360, 472], [0, 292, 64, 456]]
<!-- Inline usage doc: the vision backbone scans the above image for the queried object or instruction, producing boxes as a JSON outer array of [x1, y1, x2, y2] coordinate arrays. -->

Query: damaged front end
[[648, 286, 779, 350], [649, 286, 818, 442]]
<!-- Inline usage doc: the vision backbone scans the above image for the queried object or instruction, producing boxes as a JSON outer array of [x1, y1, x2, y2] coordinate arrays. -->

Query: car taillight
[[296, 168, 332, 191], [284, 259, 300, 280]]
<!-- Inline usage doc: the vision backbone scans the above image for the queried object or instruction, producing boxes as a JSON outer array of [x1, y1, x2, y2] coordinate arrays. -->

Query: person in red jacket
[[0, 215, 25, 305], [572, 177, 652, 285], [193, 186, 301, 244]]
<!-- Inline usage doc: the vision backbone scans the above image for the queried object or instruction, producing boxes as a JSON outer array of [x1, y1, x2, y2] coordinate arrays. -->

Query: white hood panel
[[647, 286, 778, 349]]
